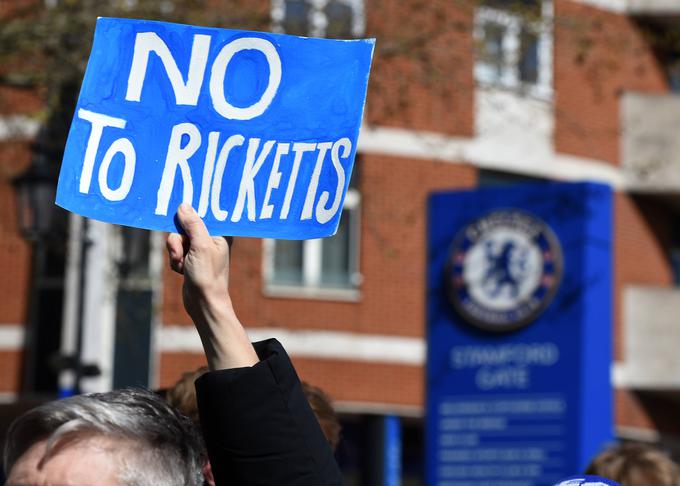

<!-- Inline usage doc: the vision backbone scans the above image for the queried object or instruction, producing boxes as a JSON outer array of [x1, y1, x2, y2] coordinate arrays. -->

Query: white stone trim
[[0, 325, 25, 350], [59, 214, 83, 392], [334, 400, 423, 418], [572, 0, 680, 14], [0, 116, 40, 141], [612, 361, 680, 391], [572, 0, 628, 12], [156, 326, 203, 353], [79, 221, 119, 394], [357, 123, 626, 189], [148, 231, 166, 389], [0, 392, 18, 403], [612, 361, 627, 387], [263, 284, 360, 301], [158, 325, 425, 366], [615, 425, 660, 443]]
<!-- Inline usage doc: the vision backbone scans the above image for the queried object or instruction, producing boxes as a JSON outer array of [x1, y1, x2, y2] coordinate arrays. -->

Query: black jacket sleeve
[[195, 339, 345, 486]]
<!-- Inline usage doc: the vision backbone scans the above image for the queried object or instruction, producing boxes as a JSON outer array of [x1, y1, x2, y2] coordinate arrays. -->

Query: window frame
[[474, 0, 553, 99], [271, 0, 366, 38], [262, 185, 362, 301]]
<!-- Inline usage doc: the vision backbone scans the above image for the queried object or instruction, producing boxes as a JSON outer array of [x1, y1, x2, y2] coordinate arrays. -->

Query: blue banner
[[56, 18, 374, 238], [426, 182, 613, 485]]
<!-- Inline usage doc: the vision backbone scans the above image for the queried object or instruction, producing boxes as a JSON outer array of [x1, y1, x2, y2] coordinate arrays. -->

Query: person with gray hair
[[3, 203, 344, 485], [3, 388, 205, 485]]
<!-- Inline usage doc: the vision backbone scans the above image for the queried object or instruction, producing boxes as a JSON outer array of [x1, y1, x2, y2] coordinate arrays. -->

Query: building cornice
[[358, 123, 626, 189], [158, 325, 425, 366], [571, 0, 680, 14]]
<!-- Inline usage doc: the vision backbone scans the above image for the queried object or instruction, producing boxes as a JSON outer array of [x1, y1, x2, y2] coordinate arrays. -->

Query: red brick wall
[[158, 353, 208, 390], [0, 87, 42, 116], [615, 389, 680, 437], [293, 358, 422, 407], [364, 0, 474, 136], [554, 0, 668, 165], [0, 350, 23, 393], [0, 142, 31, 325]]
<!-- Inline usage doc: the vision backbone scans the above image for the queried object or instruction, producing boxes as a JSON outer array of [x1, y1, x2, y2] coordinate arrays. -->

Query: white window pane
[[519, 28, 539, 83], [119, 227, 150, 279], [283, 0, 311, 36], [320, 209, 352, 287], [273, 240, 304, 285], [669, 62, 680, 93], [324, 1, 354, 39], [478, 22, 506, 82]]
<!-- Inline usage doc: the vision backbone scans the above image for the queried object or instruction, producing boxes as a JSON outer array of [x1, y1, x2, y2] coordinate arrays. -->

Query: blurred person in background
[[301, 382, 341, 453], [167, 366, 210, 426], [585, 442, 680, 486], [3, 204, 343, 485]]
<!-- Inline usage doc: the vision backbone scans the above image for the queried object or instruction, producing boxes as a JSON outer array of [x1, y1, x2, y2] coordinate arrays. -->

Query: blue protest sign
[[426, 182, 613, 485], [56, 18, 374, 238]]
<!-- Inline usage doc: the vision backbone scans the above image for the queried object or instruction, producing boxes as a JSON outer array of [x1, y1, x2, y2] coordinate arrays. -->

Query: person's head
[[165, 367, 216, 485], [3, 388, 205, 486], [585, 442, 680, 486], [166, 366, 209, 425], [301, 381, 341, 452]]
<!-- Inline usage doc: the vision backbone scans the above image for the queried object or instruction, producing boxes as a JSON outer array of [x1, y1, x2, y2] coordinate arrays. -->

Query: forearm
[[189, 293, 259, 370]]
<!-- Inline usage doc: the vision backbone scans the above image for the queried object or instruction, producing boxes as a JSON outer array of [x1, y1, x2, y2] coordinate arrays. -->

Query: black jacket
[[195, 339, 345, 485]]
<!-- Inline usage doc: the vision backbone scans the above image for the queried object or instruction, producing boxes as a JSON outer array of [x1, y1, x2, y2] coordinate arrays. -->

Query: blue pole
[[383, 415, 402, 486]]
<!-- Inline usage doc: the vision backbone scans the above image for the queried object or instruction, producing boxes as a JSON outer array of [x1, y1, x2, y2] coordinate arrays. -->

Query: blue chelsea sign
[[426, 182, 613, 485]]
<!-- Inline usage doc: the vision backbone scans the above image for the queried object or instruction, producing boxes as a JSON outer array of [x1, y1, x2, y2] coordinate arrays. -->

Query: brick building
[[2, 0, 680, 483]]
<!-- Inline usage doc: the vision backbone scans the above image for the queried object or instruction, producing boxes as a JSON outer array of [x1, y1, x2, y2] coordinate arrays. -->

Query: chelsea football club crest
[[446, 209, 563, 332]]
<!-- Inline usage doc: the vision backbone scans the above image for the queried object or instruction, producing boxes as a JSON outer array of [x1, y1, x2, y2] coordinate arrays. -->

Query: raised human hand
[[166, 203, 257, 370]]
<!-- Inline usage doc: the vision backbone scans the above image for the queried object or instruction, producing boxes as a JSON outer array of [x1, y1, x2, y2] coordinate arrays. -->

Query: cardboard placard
[[57, 18, 374, 238]]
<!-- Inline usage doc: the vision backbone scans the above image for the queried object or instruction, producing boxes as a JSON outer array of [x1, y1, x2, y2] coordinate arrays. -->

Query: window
[[264, 165, 361, 299], [271, 0, 365, 38], [478, 169, 546, 187], [475, 0, 552, 96]]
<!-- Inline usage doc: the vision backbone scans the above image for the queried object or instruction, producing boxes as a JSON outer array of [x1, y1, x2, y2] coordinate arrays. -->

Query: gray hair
[[3, 388, 205, 486]]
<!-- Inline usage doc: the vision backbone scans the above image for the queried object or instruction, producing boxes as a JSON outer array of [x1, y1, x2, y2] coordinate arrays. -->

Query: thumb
[[176, 204, 211, 248]]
